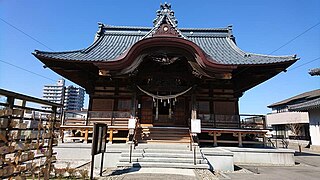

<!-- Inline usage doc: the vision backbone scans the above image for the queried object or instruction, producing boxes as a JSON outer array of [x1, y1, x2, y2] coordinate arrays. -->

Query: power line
[[0, 59, 56, 82], [0, 17, 54, 51], [287, 56, 320, 72], [270, 21, 320, 55]]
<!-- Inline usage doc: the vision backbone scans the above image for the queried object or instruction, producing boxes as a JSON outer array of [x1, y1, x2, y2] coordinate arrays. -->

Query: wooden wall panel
[[214, 101, 236, 115], [92, 99, 114, 111], [140, 97, 153, 124]]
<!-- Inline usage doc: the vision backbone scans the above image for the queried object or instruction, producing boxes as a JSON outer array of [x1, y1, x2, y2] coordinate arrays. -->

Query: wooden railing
[[198, 114, 266, 129], [60, 111, 132, 143], [198, 114, 240, 128], [88, 111, 131, 127], [62, 110, 131, 127], [198, 114, 268, 147]]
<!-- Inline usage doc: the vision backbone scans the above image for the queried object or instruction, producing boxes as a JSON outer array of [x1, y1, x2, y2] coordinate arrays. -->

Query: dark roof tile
[[34, 25, 297, 64], [289, 97, 320, 111], [268, 89, 320, 108]]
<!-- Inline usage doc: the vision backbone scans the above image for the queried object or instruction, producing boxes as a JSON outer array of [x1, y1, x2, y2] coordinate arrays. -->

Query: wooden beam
[[109, 129, 114, 144]]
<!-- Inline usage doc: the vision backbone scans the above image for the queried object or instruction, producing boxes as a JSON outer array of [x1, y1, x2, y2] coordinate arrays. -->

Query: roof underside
[[268, 89, 320, 108], [289, 97, 320, 111], [34, 26, 297, 65]]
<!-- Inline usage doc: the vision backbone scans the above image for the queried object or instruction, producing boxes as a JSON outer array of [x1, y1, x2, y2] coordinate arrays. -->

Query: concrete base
[[92, 143, 295, 171], [94, 144, 128, 168], [310, 145, 320, 152], [201, 148, 234, 171], [222, 147, 295, 166], [94, 152, 122, 168], [201, 146, 295, 172]]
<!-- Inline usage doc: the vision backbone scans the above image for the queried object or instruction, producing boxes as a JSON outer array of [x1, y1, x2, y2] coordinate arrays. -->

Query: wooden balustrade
[[61, 111, 131, 143]]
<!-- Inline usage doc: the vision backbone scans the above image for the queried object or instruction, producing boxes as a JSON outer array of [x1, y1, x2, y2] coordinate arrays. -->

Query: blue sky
[[0, 0, 319, 114]]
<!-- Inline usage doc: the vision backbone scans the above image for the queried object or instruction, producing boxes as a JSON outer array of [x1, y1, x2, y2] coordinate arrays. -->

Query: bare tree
[[286, 123, 303, 152]]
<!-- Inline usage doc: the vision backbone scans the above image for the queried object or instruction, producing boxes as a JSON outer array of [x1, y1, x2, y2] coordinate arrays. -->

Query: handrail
[[267, 138, 275, 148], [128, 118, 139, 163], [189, 130, 199, 165]]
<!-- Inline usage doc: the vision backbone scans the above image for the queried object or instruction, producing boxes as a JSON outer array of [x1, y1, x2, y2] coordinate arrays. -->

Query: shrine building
[[33, 3, 298, 145]]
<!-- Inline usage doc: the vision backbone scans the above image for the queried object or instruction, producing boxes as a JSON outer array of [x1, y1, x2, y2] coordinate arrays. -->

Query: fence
[[0, 89, 61, 179]]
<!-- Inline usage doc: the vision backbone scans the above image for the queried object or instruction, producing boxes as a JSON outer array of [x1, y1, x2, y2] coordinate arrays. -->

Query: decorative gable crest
[[153, 15, 180, 37], [153, 3, 178, 27], [143, 2, 185, 38]]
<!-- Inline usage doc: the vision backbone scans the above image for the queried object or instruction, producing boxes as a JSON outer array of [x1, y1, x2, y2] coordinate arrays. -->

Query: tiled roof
[[33, 3, 297, 65], [34, 25, 297, 65], [34, 32, 144, 61], [289, 97, 320, 111], [309, 68, 320, 76], [268, 89, 320, 108]]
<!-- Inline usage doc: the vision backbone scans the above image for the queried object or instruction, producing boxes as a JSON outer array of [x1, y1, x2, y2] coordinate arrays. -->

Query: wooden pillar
[[137, 96, 142, 120], [60, 128, 64, 143], [86, 94, 93, 126], [131, 90, 137, 118], [263, 133, 267, 147], [238, 132, 243, 147], [109, 129, 114, 144], [262, 116, 267, 129], [84, 129, 89, 143], [209, 85, 215, 127], [191, 91, 197, 120], [213, 131, 218, 147], [155, 99, 159, 121]]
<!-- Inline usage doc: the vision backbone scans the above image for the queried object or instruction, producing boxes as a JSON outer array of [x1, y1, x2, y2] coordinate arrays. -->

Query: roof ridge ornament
[[97, 22, 105, 37], [153, 2, 178, 27], [141, 2, 185, 38]]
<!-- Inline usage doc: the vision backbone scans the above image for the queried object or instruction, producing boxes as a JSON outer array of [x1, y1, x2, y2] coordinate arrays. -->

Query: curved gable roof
[[33, 24, 297, 65], [33, 2, 298, 72]]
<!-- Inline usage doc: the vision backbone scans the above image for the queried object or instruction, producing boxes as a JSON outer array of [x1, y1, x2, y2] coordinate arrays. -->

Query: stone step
[[134, 143, 191, 149], [117, 162, 209, 169], [119, 157, 208, 164], [143, 139, 190, 143], [142, 133, 189, 137], [121, 152, 203, 159], [142, 130, 189, 134], [119, 149, 200, 155], [142, 136, 190, 140], [142, 148, 201, 154], [139, 140, 190, 144]]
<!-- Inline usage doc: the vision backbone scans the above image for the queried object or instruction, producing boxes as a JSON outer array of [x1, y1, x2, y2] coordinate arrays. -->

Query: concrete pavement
[[54, 142, 320, 179], [224, 150, 320, 180]]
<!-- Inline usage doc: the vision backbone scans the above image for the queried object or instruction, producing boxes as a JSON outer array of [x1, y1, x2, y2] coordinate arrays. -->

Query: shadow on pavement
[[109, 167, 141, 176], [295, 152, 320, 156]]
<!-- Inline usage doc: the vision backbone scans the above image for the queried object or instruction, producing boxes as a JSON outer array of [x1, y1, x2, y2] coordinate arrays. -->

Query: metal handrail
[[128, 118, 139, 163], [189, 130, 199, 165]]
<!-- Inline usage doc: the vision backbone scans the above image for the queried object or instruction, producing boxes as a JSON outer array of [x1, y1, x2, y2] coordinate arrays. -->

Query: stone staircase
[[138, 126, 191, 144], [117, 144, 209, 169]]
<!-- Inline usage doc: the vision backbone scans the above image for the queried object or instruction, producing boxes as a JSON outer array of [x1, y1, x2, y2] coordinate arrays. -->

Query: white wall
[[266, 112, 309, 125], [309, 109, 320, 146]]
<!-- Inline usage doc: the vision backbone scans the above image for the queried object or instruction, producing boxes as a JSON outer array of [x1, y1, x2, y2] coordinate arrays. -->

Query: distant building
[[290, 70, 320, 150], [42, 79, 85, 111], [267, 89, 320, 141], [64, 85, 85, 111], [42, 79, 65, 111]]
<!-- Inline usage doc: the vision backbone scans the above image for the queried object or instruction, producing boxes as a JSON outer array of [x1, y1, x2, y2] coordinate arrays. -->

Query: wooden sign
[[91, 123, 107, 155], [191, 119, 201, 133], [128, 118, 136, 129]]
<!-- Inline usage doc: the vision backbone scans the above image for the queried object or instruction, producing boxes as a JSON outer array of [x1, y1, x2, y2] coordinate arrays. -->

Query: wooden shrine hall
[[33, 3, 298, 146]]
